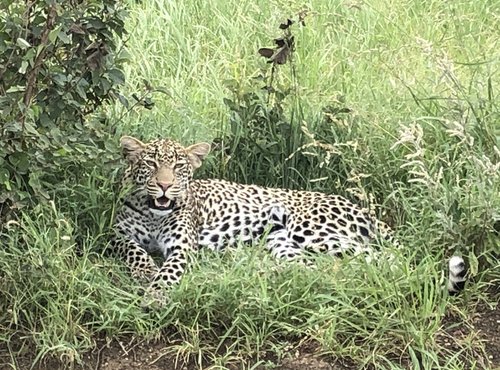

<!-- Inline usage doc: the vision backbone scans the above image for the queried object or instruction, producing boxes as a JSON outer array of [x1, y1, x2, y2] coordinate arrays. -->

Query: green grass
[[118, 0, 498, 138], [1, 0, 499, 369]]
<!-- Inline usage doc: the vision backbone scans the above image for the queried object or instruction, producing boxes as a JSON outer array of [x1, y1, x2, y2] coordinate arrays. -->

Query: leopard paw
[[141, 283, 168, 310], [131, 266, 158, 282]]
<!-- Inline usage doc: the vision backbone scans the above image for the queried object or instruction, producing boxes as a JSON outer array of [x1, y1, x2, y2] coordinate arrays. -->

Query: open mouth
[[148, 196, 176, 212]]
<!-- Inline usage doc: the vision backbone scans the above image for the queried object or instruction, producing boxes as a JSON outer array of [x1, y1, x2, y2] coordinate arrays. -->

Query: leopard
[[110, 135, 467, 301]]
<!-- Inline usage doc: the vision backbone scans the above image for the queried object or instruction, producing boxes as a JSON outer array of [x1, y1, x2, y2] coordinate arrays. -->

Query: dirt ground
[[3, 339, 351, 370], [471, 302, 500, 368], [87, 341, 352, 370], [435, 300, 500, 370], [2, 297, 499, 370]]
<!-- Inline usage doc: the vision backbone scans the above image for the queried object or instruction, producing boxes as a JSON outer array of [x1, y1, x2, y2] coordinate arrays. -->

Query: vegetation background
[[0, 0, 498, 369]]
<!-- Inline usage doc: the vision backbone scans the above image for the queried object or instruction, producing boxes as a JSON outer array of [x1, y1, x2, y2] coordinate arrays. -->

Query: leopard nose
[[157, 181, 172, 192]]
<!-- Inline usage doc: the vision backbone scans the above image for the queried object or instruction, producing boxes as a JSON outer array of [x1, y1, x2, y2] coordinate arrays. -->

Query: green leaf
[[18, 60, 28, 74], [28, 172, 41, 191], [6, 85, 25, 93], [88, 18, 105, 30], [36, 44, 44, 57], [116, 93, 129, 108], [8, 152, 30, 174], [48, 25, 61, 44], [57, 30, 71, 44], [108, 69, 125, 85], [24, 48, 36, 61], [75, 78, 89, 99], [0, 167, 10, 187], [16, 37, 30, 49]]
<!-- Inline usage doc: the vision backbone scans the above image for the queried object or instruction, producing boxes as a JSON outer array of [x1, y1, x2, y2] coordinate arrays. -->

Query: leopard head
[[120, 136, 210, 215]]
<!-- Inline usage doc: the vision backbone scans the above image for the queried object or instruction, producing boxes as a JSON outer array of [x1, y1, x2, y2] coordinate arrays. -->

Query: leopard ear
[[185, 142, 211, 169], [120, 136, 146, 162]]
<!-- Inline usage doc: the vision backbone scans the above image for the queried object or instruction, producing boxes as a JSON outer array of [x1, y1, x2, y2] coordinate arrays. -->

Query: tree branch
[[20, 4, 57, 128]]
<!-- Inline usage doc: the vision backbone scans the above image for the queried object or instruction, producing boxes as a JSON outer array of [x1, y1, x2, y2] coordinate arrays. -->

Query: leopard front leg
[[151, 247, 189, 287], [142, 218, 199, 307], [140, 248, 187, 307], [110, 234, 159, 282]]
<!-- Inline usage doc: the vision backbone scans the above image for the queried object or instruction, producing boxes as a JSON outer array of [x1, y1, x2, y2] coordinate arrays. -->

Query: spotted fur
[[110, 136, 467, 299]]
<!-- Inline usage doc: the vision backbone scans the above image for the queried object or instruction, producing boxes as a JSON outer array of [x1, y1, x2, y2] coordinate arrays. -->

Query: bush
[[0, 0, 128, 220]]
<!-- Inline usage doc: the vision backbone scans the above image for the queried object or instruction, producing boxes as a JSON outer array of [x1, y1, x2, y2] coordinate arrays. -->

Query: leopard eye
[[174, 161, 186, 170], [143, 159, 158, 168]]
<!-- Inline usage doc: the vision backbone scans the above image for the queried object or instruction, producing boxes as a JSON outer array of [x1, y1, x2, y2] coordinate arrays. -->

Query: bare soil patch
[[474, 303, 500, 368], [437, 287, 500, 370]]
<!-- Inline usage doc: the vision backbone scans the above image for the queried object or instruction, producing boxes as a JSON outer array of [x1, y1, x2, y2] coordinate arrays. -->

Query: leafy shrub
[[0, 0, 128, 220]]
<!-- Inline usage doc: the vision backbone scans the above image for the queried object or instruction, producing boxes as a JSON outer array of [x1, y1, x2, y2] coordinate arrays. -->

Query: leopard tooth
[[150, 207, 173, 216]]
